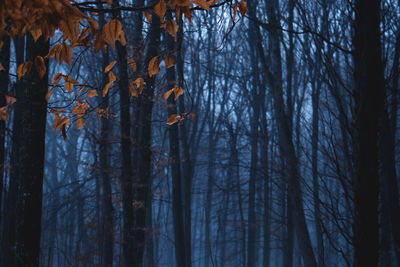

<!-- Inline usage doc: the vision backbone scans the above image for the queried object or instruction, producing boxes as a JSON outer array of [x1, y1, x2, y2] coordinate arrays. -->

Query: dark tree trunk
[[14, 34, 49, 267], [379, 59, 400, 267], [1, 36, 25, 267], [0, 34, 10, 226], [261, 110, 271, 267], [165, 12, 187, 267], [352, 0, 383, 266], [98, 2, 114, 265], [111, 1, 134, 266], [176, 17, 193, 267], [134, 11, 161, 267]]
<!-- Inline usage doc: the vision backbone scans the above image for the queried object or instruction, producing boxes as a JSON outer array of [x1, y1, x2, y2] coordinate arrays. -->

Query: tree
[[352, 0, 383, 266]]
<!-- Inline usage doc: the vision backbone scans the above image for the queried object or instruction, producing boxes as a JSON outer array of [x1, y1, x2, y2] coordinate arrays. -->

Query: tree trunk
[[14, 34, 49, 267], [379, 62, 400, 267], [176, 16, 193, 267], [111, 1, 134, 266], [352, 0, 383, 266], [134, 10, 161, 267], [0, 34, 10, 226], [261, 111, 271, 267], [165, 12, 187, 267], [1, 36, 25, 267], [249, 0, 318, 265], [98, 2, 114, 264]]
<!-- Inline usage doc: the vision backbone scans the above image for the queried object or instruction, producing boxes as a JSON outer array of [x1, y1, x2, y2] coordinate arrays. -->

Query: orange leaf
[[53, 115, 70, 140], [76, 116, 85, 130], [134, 77, 145, 94], [164, 88, 174, 101], [5, 95, 16, 105], [17, 62, 32, 79], [59, 18, 80, 42], [72, 28, 90, 48], [63, 75, 78, 84], [102, 71, 117, 97], [119, 31, 127, 46], [52, 73, 63, 84], [60, 42, 72, 66], [34, 56, 46, 79], [63, 75, 78, 94], [176, 7, 181, 21], [176, 0, 191, 6], [104, 60, 117, 73], [88, 18, 99, 35], [148, 56, 160, 77], [51, 109, 66, 116], [97, 106, 110, 119], [47, 44, 62, 61], [165, 55, 175, 68], [154, 0, 167, 19], [103, 83, 111, 97], [233, 3, 238, 20], [102, 19, 125, 50], [65, 82, 74, 94], [53, 115, 70, 131], [46, 87, 55, 101], [182, 7, 193, 24], [166, 114, 181, 125], [238, 1, 248, 17], [87, 90, 98, 98], [30, 27, 42, 42], [129, 82, 138, 97], [97, 108, 103, 118], [109, 71, 117, 83], [72, 100, 90, 115], [0, 106, 8, 121], [128, 57, 137, 72], [93, 32, 106, 53], [173, 86, 184, 100], [166, 19, 179, 39], [0, 64, 4, 71]]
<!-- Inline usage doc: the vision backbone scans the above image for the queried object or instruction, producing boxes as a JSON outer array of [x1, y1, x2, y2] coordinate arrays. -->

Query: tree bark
[[352, 0, 383, 266], [0, 34, 10, 226], [165, 12, 187, 267], [111, 1, 134, 266], [14, 34, 49, 267], [97, 2, 114, 265], [134, 9, 161, 267]]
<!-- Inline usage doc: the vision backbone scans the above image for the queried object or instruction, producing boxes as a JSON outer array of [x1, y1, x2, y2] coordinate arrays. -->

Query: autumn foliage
[[0, 0, 247, 139]]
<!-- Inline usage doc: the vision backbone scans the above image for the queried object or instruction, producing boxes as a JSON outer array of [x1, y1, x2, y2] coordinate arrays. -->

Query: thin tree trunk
[[134, 10, 161, 267], [165, 12, 187, 267], [249, 0, 318, 265], [261, 111, 270, 267], [0, 34, 10, 227], [97, 2, 114, 264], [311, 62, 323, 267], [111, 1, 134, 266], [176, 16, 193, 267]]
